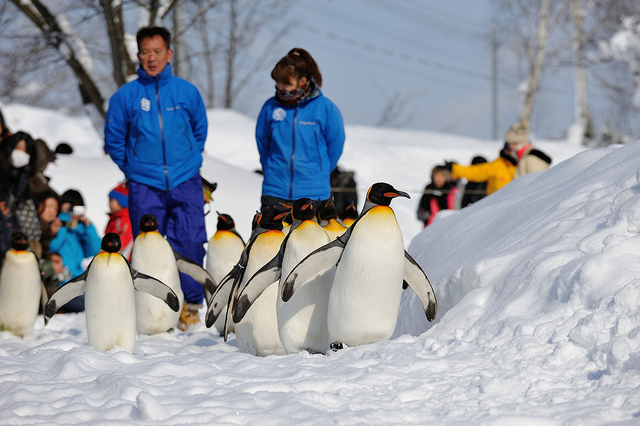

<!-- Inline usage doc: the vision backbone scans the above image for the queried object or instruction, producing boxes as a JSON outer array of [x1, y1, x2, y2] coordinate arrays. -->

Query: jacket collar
[[137, 63, 173, 85]]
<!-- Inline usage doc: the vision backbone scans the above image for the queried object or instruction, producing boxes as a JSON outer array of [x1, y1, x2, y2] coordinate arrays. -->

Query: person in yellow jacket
[[442, 121, 529, 196], [443, 148, 517, 196]]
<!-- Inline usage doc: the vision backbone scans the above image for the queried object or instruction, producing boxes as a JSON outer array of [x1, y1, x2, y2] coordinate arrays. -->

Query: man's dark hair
[[136, 26, 171, 51]]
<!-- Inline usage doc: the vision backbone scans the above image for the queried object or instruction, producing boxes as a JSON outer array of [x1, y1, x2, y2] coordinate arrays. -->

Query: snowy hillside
[[1, 104, 639, 424]]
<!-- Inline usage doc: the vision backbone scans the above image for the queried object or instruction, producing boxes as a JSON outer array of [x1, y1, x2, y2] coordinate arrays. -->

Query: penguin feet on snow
[[45, 233, 180, 353], [329, 341, 344, 352]]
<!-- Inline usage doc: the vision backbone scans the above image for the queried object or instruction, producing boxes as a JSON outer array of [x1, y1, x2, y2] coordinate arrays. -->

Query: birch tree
[[570, 0, 595, 145], [498, 0, 570, 130]]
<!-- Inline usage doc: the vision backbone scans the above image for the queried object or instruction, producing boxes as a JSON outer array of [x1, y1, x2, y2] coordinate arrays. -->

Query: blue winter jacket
[[104, 63, 208, 191], [256, 90, 345, 201], [49, 212, 102, 278]]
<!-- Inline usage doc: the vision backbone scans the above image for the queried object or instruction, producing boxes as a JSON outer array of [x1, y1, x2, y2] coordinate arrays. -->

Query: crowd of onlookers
[[417, 120, 552, 227], [0, 107, 132, 312]]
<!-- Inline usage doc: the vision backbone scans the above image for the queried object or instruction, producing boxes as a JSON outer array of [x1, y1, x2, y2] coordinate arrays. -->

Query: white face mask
[[11, 149, 30, 169]]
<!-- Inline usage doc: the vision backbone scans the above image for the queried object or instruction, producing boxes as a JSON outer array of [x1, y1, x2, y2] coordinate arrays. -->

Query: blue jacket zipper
[[289, 109, 297, 200], [156, 79, 169, 190]]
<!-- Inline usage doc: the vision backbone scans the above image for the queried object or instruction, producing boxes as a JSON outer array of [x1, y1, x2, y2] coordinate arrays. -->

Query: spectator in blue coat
[[256, 47, 346, 211], [104, 26, 208, 330], [49, 189, 101, 312]]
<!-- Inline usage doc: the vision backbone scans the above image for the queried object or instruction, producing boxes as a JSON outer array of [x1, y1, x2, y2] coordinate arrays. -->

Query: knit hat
[[60, 189, 84, 207], [109, 182, 128, 208], [505, 120, 529, 145]]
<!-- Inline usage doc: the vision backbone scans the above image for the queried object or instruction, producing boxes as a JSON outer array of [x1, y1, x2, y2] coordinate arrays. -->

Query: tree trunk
[[520, 0, 551, 123], [100, 0, 137, 88], [572, 0, 594, 144], [9, 0, 106, 117], [224, 0, 238, 108]]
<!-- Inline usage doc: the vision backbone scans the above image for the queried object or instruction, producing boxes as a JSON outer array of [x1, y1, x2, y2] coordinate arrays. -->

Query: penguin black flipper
[[232, 254, 283, 323], [44, 270, 88, 324], [173, 250, 217, 299], [222, 274, 243, 341], [281, 235, 348, 303], [205, 266, 239, 328], [403, 251, 438, 321], [129, 260, 180, 312], [40, 282, 49, 316]]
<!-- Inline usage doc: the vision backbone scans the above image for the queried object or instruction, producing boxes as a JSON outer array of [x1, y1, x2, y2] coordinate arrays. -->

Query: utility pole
[[492, 24, 498, 140]]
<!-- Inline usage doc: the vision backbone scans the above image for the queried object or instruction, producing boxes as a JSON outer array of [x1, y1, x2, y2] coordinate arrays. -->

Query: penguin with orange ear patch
[[316, 198, 347, 241], [0, 233, 45, 337], [235, 198, 333, 354], [280, 182, 438, 350], [45, 233, 179, 353]]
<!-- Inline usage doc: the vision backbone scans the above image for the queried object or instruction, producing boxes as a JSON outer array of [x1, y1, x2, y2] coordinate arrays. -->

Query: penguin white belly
[[277, 222, 331, 354], [85, 253, 137, 353], [0, 251, 42, 337], [235, 230, 284, 356], [327, 208, 405, 347], [206, 231, 244, 283], [235, 281, 284, 356], [132, 233, 184, 334], [206, 232, 244, 334]]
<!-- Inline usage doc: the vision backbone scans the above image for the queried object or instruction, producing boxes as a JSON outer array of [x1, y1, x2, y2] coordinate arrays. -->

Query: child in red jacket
[[104, 182, 133, 259]]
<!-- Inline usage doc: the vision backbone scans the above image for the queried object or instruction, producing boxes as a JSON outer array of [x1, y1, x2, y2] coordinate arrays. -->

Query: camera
[[72, 205, 86, 216]]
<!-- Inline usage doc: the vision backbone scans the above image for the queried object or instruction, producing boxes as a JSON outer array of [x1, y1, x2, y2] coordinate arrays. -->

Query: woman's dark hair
[[34, 189, 59, 211], [0, 108, 10, 141], [271, 48, 322, 88], [0, 131, 37, 177]]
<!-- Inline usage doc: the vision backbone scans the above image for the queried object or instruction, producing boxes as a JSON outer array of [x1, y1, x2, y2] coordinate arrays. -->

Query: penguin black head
[[216, 212, 236, 231], [139, 214, 159, 232], [291, 198, 316, 222], [101, 233, 122, 253], [366, 182, 410, 206], [316, 198, 339, 222], [257, 207, 287, 231], [10, 232, 29, 251], [340, 201, 359, 221]]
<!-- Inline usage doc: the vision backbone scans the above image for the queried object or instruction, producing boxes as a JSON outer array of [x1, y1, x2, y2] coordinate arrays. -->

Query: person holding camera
[[48, 189, 101, 312]]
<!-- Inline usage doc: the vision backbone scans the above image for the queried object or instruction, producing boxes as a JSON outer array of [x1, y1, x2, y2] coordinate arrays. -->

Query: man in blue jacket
[[104, 26, 208, 330]]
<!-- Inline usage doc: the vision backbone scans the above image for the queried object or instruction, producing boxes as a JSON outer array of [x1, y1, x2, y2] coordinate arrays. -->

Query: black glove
[[442, 161, 454, 172]]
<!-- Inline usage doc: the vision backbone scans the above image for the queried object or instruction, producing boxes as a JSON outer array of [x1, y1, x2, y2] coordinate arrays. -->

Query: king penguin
[[205, 212, 245, 334], [232, 211, 286, 356], [132, 214, 185, 335], [281, 182, 438, 350], [45, 233, 180, 353], [235, 198, 333, 354], [206, 208, 287, 356], [0, 233, 46, 337], [340, 201, 359, 228], [316, 198, 347, 241], [207, 210, 270, 336]]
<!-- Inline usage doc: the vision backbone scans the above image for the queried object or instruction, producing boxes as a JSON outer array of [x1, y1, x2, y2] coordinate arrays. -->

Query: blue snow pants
[[128, 173, 206, 304]]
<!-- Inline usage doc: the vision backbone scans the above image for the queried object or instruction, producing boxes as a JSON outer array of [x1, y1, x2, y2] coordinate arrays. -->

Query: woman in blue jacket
[[256, 48, 346, 211]]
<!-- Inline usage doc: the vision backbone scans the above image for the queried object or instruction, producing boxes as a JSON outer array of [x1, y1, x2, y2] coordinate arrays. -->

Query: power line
[[298, 0, 490, 66], [360, 0, 490, 40]]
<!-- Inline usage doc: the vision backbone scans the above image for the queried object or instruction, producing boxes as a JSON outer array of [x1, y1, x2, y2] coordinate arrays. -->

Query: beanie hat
[[505, 120, 529, 145], [60, 189, 84, 207], [109, 182, 128, 208]]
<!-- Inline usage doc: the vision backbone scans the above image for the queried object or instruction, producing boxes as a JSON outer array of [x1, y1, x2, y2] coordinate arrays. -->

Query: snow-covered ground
[[2, 104, 639, 424]]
